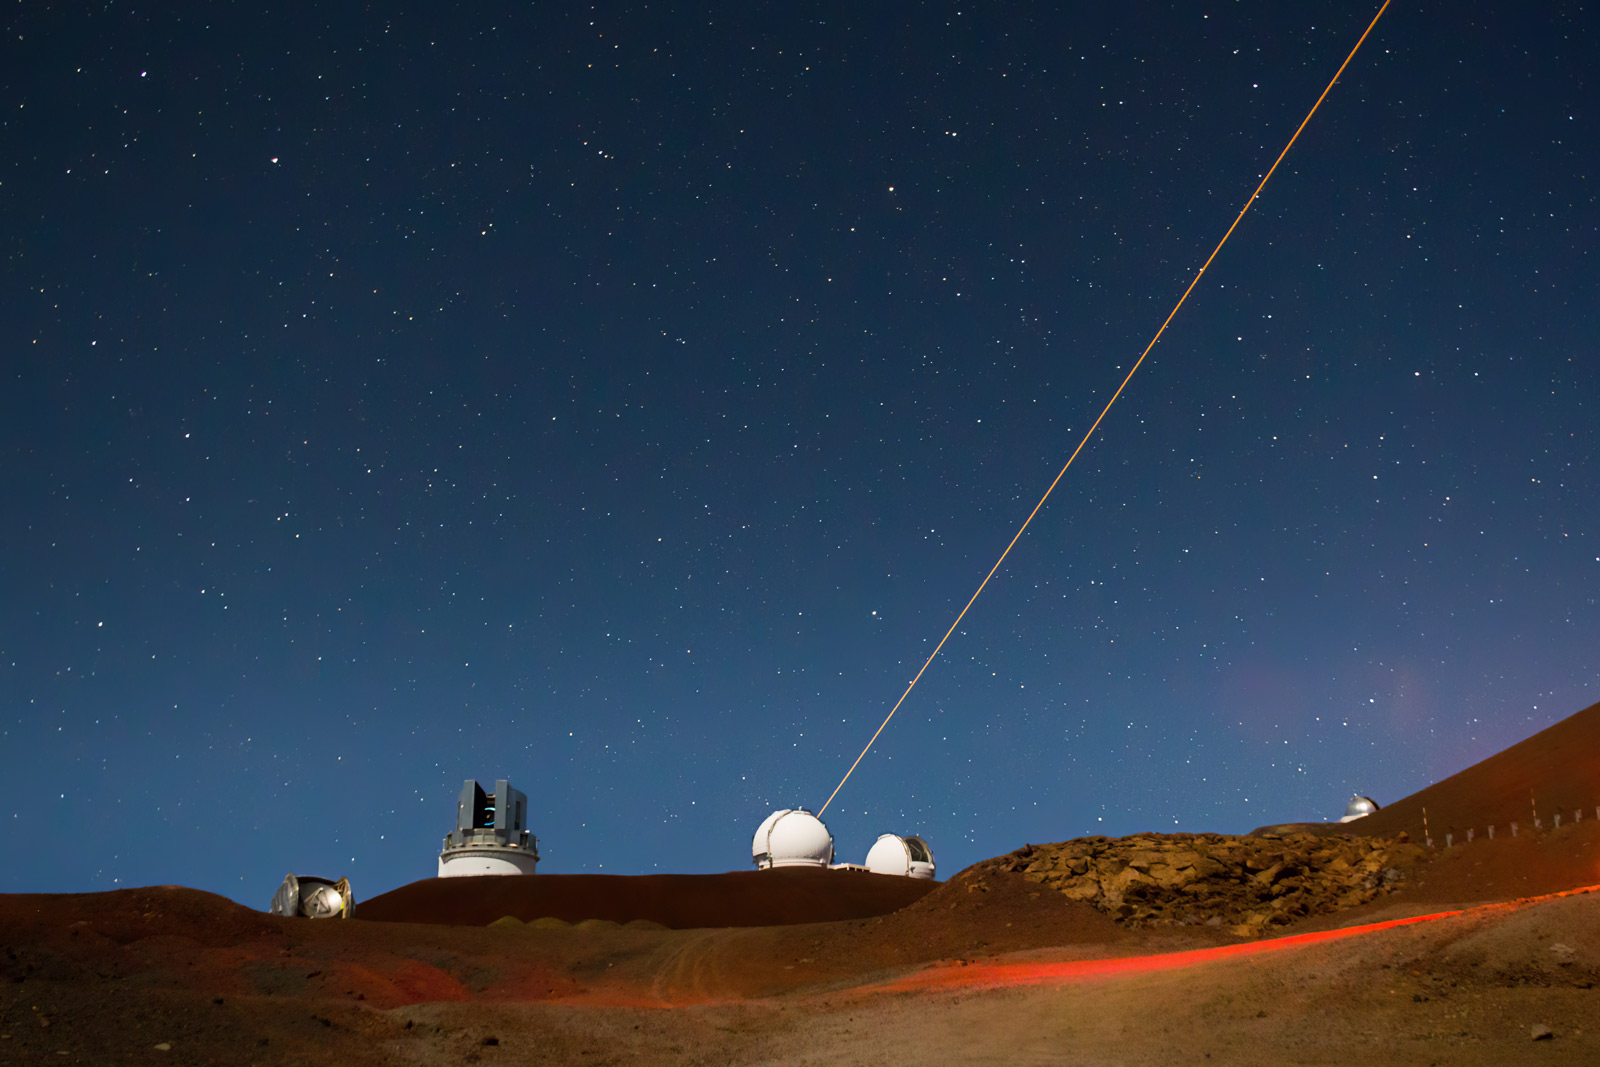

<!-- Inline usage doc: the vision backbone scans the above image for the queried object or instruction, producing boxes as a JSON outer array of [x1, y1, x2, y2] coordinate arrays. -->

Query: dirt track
[[4, 701, 1599, 1064], [3, 824, 1596, 1064]]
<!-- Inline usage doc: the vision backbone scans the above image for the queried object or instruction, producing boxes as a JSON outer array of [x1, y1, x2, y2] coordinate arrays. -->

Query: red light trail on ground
[[866, 884, 1600, 995]]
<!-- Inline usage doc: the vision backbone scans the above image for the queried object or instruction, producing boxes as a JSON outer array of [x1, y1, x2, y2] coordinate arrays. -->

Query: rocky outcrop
[[992, 831, 1425, 937]]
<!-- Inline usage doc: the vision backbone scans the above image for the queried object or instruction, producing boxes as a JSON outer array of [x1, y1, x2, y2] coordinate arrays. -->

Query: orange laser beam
[[818, 0, 1392, 818]]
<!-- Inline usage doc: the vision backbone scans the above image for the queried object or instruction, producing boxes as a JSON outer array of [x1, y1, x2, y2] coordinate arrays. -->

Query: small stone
[[153, 1042, 173, 1051], [1531, 1024, 1554, 1041], [482, 1035, 500, 1046]]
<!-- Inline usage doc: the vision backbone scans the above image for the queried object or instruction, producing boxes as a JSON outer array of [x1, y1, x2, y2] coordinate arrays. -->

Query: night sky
[[4, 2, 1595, 906]]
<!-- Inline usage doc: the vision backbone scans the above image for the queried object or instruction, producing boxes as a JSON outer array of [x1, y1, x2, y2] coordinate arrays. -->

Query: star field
[[2, 2, 1595, 902]]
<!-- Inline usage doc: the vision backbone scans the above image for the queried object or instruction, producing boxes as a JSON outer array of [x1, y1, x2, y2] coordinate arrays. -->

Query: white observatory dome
[[1340, 795, 1380, 823], [438, 779, 540, 877], [864, 834, 936, 879], [752, 809, 835, 869]]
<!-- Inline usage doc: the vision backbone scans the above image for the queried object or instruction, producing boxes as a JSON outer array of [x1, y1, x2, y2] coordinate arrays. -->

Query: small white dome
[[752, 808, 835, 869], [1340, 795, 1380, 822], [864, 833, 936, 879]]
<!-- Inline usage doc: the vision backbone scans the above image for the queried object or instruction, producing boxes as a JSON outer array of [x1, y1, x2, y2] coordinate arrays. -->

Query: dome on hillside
[[269, 873, 354, 919], [1340, 795, 1380, 823], [752, 809, 835, 869], [438, 778, 540, 877], [863, 834, 936, 879]]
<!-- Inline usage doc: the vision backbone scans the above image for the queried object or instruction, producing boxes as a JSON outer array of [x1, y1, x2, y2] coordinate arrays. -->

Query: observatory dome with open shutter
[[863, 833, 936, 879], [1340, 795, 1380, 823], [752, 809, 835, 869], [438, 778, 540, 876]]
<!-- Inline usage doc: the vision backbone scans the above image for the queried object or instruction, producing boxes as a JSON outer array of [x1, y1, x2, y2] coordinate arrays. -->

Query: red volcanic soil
[[1355, 699, 1600, 841], [3, 700, 1599, 1064], [359, 866, 937, 928], [4, 839, 1598, 1064]]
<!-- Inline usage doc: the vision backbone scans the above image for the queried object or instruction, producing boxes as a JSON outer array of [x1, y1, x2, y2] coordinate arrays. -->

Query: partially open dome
[[863, 834, 936, 879], [752, 809, 835, 869], [1340, 795, 1380, 822]]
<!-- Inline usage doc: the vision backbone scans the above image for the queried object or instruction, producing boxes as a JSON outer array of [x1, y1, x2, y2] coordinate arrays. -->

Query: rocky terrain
[[988, 830, 1428, 935], [2, 822, 1596, 1065], [1, 701, 1597, 1064]]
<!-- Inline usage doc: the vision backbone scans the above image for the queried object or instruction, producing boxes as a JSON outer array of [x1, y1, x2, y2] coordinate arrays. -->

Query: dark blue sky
[[3, 1, 1595, 904]]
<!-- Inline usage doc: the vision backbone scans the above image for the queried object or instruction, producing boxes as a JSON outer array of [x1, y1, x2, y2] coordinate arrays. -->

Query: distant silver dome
[[269, 873, 354, 918], [1340, 795, 1380, 823], [864, 834, 936, 879]]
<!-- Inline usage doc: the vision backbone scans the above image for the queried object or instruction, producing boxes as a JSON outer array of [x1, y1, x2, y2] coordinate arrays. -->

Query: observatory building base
[[437, 845, 540, 878]]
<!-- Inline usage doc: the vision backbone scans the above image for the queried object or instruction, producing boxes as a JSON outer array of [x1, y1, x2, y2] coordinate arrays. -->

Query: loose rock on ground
[[982, 831, 1427, 936]]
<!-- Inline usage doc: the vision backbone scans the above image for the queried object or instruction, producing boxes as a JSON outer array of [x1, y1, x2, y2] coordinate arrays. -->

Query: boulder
[[1015, 830, 1423, 937]]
